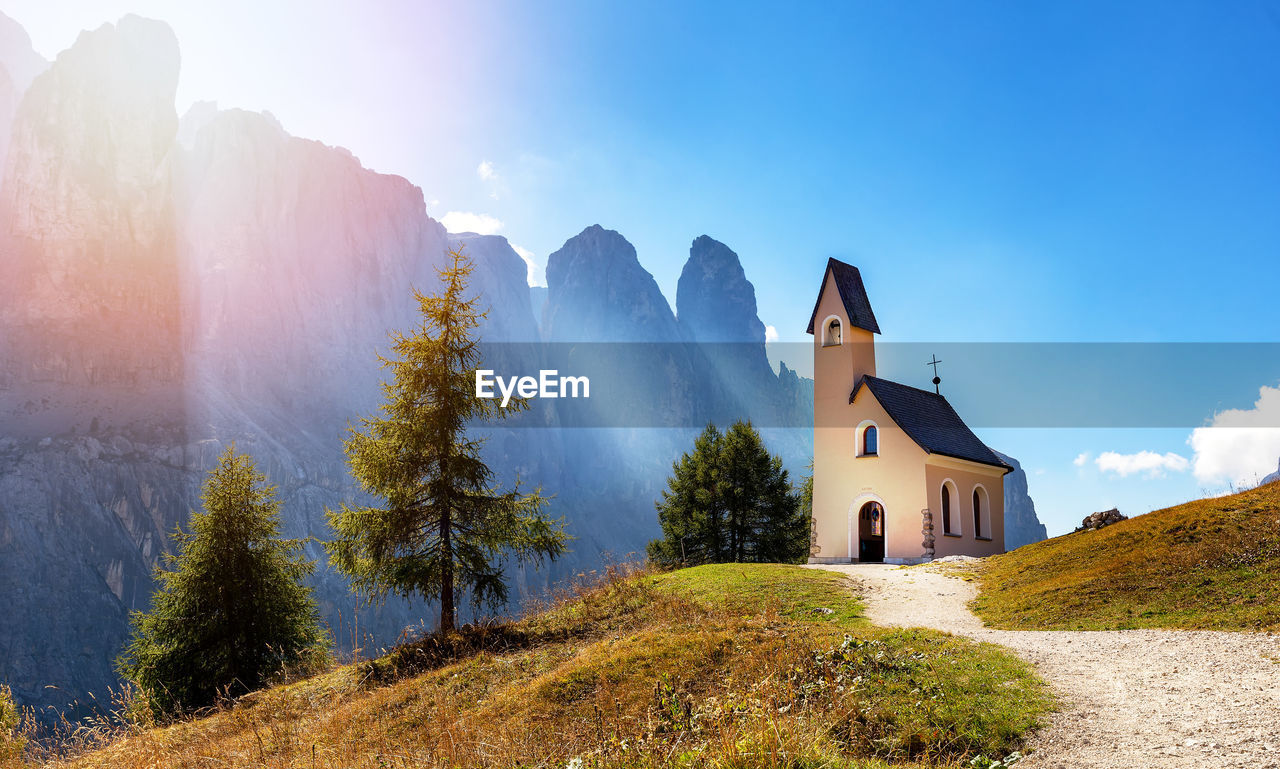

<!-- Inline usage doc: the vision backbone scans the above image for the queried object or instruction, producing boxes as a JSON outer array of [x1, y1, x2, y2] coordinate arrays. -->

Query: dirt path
[[809, 563, 1280, 769]]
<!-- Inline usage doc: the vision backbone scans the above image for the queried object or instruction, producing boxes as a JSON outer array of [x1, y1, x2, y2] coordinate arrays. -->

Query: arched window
[[973, 489, 982, 537], [824, 317, 842, 346], [862, 425, 878, 456], [870, 502, 883, 536], [972, 485, 991, 539], [942, 484, 953, 535]]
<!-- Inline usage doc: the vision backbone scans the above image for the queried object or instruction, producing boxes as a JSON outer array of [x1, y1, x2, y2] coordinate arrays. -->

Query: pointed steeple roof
[[805, 257, 880, 335]]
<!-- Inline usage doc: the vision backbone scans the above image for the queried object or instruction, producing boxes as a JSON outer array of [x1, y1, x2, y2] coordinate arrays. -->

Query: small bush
[[0, 684, 25, 767]]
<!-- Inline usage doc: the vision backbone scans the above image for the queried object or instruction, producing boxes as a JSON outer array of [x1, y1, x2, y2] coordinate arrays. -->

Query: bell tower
[[807, 258, 881, 562], [807, 258, 880, 428]]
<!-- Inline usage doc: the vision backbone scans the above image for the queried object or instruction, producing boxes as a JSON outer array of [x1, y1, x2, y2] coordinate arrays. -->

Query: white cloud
[[1188, 385, 1280, 487], [1094, 450, 1190, 479], [476, 160, 506, 199], [764, 325, 779, 343], [1073, 452, 1090, 467], [440, 211, 503, 235], [510, 243, 545, 287]]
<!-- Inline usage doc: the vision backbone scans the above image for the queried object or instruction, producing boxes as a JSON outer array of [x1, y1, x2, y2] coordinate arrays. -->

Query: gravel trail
[[809, 563, 1280, 769]]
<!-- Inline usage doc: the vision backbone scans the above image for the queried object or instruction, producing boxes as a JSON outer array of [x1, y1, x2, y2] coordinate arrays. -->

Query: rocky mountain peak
[[0, 14, 183, 399], [0, 12, 47, 193], [176, 100, 220, 148], [174, 101, 447, 424], [541, 225, 680, 342], [3, 14, 179, 241], [993, 450, 1049, 549], [0, 11, 48, 92], [448, 232, 539, 343], [676, 235, 766, 344]]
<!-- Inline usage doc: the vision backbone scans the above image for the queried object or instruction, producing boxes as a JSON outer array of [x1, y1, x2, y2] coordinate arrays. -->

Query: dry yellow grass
[[16, 564, 1049, 769], [974, 481, 1280, 630]]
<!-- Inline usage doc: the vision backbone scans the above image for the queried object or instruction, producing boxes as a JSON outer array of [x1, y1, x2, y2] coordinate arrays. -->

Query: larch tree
[[326, 247, 567, 632]]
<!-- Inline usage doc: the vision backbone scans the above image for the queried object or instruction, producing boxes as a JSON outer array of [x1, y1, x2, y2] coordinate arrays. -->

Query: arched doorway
[[858, 501, 885, 563]]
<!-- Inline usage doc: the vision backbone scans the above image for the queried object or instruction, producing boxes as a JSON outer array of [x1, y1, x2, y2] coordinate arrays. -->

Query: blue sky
[[8, 0, 1280, 535]]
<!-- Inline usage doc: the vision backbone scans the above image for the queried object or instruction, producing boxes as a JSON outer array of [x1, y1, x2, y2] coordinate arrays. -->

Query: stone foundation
[[808, 556, 934, 565]]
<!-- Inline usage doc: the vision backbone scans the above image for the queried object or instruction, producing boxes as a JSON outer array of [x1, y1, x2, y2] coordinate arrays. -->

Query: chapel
[[806, 258, 1011, 564]]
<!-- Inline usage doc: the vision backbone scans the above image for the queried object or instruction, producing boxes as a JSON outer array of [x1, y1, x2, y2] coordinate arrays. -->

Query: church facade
[[807, 258, 1011, 564]]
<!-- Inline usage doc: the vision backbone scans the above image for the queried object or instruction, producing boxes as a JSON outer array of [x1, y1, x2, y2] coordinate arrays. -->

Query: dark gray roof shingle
[[853, 375, 1011, 472], [805, 257, 880, 335]]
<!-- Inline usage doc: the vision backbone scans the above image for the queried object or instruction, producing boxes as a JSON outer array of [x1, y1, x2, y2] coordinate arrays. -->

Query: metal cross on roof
[[927, 354, 942, 394]]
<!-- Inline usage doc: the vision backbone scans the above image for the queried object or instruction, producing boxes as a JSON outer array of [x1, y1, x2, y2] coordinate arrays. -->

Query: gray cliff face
[[448, 233, 539, 344], [528, 286, 549, 328], [993, 450, 1049, 550], [0, 68, 15, 177], [0, 16, 182, 411], [677, 235, 767, 345], [542, 225, 682, 343], [176, 106, 448, 425], [0, 12, 46, 172], [0, 432, 213, 715], [175, 100, 220, 149], [675, 236, 790, 422], [778, 361, 814, 412]]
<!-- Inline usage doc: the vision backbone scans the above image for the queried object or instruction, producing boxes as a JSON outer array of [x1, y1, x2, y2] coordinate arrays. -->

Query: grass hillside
[[37, 564, 1050, 769], [975, 482, 1280, 631]]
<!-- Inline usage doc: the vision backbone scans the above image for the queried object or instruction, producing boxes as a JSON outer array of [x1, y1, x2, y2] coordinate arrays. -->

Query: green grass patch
[[652, 562, 867, 625], [975, 482, 1280, 630]]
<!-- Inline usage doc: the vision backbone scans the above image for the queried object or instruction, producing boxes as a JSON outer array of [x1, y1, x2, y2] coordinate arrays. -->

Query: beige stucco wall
[[813, 394, 931, 561], [924, 457, 1007, 557]]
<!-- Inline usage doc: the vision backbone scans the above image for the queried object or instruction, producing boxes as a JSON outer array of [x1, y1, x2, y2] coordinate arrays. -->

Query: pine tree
[[748, 440, 809, 564], [648, 420, 805, 566], [117, 447, 328, 716], [326, 247, 567, 632], [649, 424, 725, 566], [721, 421, 806, 562]]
